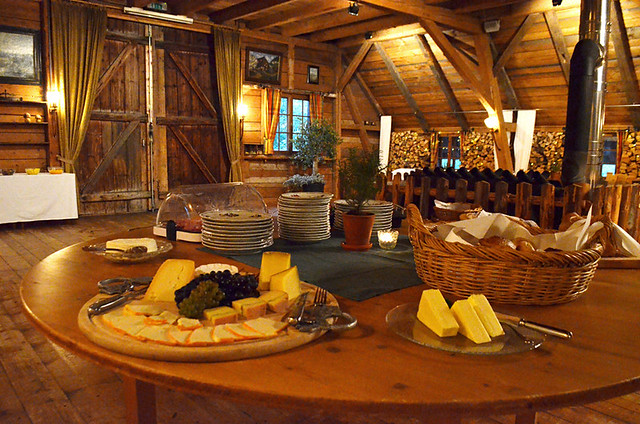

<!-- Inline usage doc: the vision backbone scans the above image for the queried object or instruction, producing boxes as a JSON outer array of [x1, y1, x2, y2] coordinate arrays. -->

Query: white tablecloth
[[0, 173, 78, 224]]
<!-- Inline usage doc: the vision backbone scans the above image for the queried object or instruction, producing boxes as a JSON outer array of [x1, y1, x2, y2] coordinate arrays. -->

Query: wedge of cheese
[[144, 259, 195, 302], [451, 299, 491, 344], [106, 237, 157, 252], [259, 252, 291, 290], [232, 297, 267, 319], [258, 290, 289, 313], [416, 289, 459, 337], [203, 306, 238, 325], [269, 266, 301, 300], [468, 294, 504, 337], [243, 317, 288, 336], [212, 325, 238, 343]]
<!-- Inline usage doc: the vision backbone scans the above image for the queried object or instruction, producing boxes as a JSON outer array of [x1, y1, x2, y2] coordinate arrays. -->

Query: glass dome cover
[[155, 183, 268, 232]]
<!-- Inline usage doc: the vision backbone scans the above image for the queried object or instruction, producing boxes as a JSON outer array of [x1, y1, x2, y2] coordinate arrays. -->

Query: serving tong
[[286, 288, 358, 333], [87, 277, 152, 317]]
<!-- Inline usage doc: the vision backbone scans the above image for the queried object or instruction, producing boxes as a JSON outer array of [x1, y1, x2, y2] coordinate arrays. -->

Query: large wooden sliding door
[[76, 19, 225, 215]]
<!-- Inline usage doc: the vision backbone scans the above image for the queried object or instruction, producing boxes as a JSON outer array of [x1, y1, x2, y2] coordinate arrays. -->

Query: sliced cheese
[[176, 317, 203, 330], [144, 259, 195, 302], [123, 303, 164, 316], [451, 299, 491, 344], [269, 266, 302, 300], [101, 313, 147, 339], [158, 310, 179, 325], [258, 290, 289, 313], [259, 252, 291, 290], [212, 325, 238, 343], [224, 323, 263, 340], [243, 317, 288, 336], [167, 327, 193, 345], [468, 294, 504, 337], [106, 237, 157, 252], [416, 289, 459, 337], [137, 325, 175, 345], [232, 297, 267, 320], [203, 306, 238, 325], [186, 327, 215, 346], [144, 315, 168, 325]]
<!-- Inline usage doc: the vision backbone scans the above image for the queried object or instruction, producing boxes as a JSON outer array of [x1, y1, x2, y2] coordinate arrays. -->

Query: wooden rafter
[[281, 5, 388, 37], [374, 42, 430, 133], [611, 0, 640, 129], [309, 14, 414, 43], [337, 41, 372, 92], [444, 34, 478, 66], [490, 40, 520, 110], [169, 0, 216, 15], [342, 55, 385, 116], [168, 52, 218, 118], [168, 126, 217, 183], [337, 23, 424, 48], [343, 84, 372, 152], [207, 0, 291, 24], [414, 35, 469, 131], [360, 0, 482, 34], [478, 0, 580, 20], [493, 13, 537, 74], [95, 42, 136, 97], [543, 10, 571, 84], [247, 0, 344, 30]]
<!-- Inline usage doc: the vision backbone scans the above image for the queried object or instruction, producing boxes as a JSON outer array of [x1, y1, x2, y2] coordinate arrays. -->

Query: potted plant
[[338, 147, 382, 251], [283, 173, 326, 192], [292, 119, 341, 179]]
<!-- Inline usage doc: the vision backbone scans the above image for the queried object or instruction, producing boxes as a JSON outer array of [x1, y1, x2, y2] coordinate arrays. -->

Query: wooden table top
[[20, 228, 640, 421]]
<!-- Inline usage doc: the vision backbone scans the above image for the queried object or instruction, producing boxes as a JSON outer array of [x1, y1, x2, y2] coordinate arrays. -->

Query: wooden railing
[[379, 171, 640, 241]]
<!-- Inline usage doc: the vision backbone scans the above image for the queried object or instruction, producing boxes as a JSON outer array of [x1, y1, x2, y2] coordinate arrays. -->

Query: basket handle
[[406, 204, 429, 234]]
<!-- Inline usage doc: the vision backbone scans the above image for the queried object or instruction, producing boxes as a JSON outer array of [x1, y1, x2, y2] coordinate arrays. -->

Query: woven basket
[[433, 205, 482, 221], [406, 204, 603, 305]]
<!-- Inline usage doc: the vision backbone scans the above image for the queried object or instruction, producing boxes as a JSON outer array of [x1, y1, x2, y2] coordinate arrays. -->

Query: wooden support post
[[618, 184, 633, 228], [516, 182, 533, 220], [564, 183, 586, 216], [392, 173, 402, 205], [539, 183, 556, 229], [589, 185, 604, 216], [474, 180, 490, 211], [436, 178, 449, 201], [404, 174, 415, 207], [122, 376, 157, 424], [420, 176, 432, 219], [494, 180, 509, 214], [455, 178, 468, 203]]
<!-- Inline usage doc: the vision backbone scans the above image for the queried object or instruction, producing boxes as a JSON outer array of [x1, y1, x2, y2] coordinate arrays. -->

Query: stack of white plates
[[333, 200, 394, 232], [277, 192, 333, 242], [200, 210, 274, 254]]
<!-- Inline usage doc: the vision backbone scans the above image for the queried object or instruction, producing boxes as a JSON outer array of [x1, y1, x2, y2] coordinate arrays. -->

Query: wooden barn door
[[76, 20, 226, 215]]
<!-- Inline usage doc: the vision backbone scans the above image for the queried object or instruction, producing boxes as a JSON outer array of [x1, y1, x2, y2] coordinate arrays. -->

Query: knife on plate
[[495, 312, 573, 339]]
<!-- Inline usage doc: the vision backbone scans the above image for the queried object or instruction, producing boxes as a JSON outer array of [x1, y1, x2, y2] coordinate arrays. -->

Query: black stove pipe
[[561, 38, 603, 186]]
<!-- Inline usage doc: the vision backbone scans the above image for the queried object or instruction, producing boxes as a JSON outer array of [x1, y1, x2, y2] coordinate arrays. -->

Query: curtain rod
[[244, 84, 336, 98]]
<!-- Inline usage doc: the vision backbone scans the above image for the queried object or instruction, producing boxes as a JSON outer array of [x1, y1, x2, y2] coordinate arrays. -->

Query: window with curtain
[[273, 95, 310, 153], [438, 134, 461, 169]]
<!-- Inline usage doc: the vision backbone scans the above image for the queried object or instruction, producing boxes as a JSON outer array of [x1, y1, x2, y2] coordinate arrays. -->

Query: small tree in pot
[[291, 119, 341, 191], [338, 147, 381, 251]]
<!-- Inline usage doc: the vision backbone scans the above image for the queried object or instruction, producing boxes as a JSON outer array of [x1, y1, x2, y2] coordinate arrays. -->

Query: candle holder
[[377, 229, 399, 250]]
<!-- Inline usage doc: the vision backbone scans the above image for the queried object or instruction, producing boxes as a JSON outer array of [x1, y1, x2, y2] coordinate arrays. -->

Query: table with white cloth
[[0, 173, 78, 224]]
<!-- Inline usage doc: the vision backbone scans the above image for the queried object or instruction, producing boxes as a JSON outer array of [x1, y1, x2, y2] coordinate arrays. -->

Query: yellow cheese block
[[258, 252, 291, 290], [203, 306, 238, 325], [144, 259, 195, 302], [258, 290, 289, 313], [269, 266, 302, 300], [468, 294, 504, 337], [416, 289, 459, 337], [106, 237, 157, 252], [451, 299, 491, 344], [232, 297, 267, 319]]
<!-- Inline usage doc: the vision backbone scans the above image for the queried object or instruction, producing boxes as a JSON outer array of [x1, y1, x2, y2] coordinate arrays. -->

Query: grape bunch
[[177, 279, 224, 318], [175, 270, 260, 314]]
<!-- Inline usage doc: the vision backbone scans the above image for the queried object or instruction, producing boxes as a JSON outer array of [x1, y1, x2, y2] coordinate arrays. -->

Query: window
[[438, 135, 461, 169], [273, 96, 310, 153], [601, 134, 618, 177]]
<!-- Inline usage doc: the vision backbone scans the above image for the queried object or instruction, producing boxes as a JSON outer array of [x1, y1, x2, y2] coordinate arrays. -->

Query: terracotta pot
[[342, 212, 375, 251]]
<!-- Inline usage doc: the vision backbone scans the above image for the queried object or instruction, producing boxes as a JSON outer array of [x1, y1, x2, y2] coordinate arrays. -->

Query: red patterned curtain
[[309, 93, 323, 121], [261, 88, 282, 155]]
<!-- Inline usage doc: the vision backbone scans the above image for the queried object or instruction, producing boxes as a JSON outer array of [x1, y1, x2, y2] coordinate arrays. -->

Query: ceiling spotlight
[[552, 0, 562, 5], [348, 1, 359, 16]]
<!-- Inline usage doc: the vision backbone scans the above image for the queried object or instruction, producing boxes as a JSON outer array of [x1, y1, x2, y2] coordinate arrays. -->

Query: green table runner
[[199, 235, 423, 301]]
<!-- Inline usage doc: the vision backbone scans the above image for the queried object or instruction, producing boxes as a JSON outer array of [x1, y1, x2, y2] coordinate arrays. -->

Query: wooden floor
[[1, 213, 639, 424]]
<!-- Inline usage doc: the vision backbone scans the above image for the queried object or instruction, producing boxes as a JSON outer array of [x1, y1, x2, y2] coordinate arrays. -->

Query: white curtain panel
[[492, 110, 537, 171], [379, 115, 392, 170]]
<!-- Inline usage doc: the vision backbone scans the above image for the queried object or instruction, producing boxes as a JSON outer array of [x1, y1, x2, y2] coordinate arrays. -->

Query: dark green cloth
[[198, 235, 422, 301]]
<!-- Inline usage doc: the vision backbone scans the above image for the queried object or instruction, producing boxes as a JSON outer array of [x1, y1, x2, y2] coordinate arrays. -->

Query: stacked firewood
[[619, 131, 640, 179], [460, 131, 495, 170], [528, 131, 564, 173], [388, 131, 432, 169]]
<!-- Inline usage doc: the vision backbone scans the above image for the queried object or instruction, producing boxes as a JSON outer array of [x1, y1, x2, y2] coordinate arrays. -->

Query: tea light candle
[[377, 229, 399, 250]]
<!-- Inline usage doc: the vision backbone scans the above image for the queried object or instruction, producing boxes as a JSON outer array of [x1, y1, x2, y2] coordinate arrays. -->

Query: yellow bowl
[[48, 167, 63, 174], [25, 168, 40, 175]]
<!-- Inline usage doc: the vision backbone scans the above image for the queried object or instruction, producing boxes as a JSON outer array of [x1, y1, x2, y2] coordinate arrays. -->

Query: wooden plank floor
[[1, 213, 639, 424]]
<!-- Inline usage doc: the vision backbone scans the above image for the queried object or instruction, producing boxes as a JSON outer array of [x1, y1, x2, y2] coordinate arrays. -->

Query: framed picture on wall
[[0, 26, 41, 85], [245, 48, 282, 85], [307, 65, 319, 84]]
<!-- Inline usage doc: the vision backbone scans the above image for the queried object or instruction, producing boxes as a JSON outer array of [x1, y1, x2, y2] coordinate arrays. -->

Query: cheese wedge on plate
[[259, 290, 289, 313], [204, 306, 238, 325], [144, 259, 195, 302], [468, 294, 504, 337], [269, 266, 302, 300], [259, 252, 291, 290], [416, 289, 459, 337], [232, 297, 267, 319], [451, 299, 491, 344], [106, 237, 157, 252]]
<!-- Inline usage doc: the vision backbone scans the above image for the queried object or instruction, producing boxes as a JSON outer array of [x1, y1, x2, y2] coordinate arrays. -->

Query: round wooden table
[[20, 229, 640, 424]]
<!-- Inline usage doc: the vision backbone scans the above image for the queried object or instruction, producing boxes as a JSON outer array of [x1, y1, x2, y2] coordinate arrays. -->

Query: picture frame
[[307, 65, 319, 85], [0, 26, 41, 85], [245, 48, 282, 85]]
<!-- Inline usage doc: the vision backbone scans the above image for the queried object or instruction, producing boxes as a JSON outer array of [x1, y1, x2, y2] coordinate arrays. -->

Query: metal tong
[[87, 277, 152, 318], [285, 289, 358, 333]]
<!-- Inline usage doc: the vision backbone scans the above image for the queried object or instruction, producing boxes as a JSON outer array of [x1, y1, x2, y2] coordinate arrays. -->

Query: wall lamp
[[238, 102, 248, 141], [484, 114, 500, 130], [46, 90, 60, 112], [348, 1, 359, 16]]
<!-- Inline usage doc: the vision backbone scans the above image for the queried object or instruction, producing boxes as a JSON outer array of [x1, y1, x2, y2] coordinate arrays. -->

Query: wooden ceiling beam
[[168, 0, 216, 15], [360, 0, 482, 34], [543, 10, 571, 84], [343, 84, 372, 152], [207, 0, 291, 24], [342, 55, 386, 116], [444, 34, 478, 66], [610, 0, 640, 129], [493, 13, 538, 74], [242, 28, 338, 53], [280, 5, 389, 37], [476, 0, 580, 20], [309, 14, 415, 43], [374, 42, 430, 133], [337, 23, 424, 48], [337, 41, 373, 92], [490, 40, 520, 110], [415, 35, 469, 131], [247, 0, 344, 30], [127, 0, 149, 7]]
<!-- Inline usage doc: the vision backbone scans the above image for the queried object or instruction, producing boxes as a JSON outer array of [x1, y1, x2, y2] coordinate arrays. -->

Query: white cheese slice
[[106, 238, 157, 252]]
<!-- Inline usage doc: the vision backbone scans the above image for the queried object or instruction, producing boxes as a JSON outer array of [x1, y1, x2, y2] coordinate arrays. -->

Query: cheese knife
[[495, 312, 573, 339]]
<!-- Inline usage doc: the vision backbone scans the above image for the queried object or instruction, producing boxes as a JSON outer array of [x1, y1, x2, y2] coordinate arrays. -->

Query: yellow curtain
[[309, 93, 323, 121], [261, 88, 281, 155], [213, 27, 243, 182], [50, 0, 107, 173]]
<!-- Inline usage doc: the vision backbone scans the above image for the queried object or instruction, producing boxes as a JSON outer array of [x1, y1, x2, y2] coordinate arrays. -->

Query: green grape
[[177, 279, 224, 319]]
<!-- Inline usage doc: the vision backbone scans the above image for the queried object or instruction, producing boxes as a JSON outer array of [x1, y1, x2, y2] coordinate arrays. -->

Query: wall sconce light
[[484, 114, 500, 130], [238, 102, 248, 141], [348, 1, 359, 16], [46, 90, 60, 112]]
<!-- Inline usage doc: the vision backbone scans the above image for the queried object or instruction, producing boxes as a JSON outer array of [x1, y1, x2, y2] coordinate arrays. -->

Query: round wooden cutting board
[[78, 283, 334, 362]]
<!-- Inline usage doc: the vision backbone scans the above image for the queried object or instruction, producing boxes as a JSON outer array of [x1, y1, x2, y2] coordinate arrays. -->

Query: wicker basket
[[433, 205, 482, 221], [406, 204, 603, 305]]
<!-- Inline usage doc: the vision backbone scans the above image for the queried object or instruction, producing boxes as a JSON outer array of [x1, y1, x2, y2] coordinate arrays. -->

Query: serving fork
[[293, 288, 358, 333]]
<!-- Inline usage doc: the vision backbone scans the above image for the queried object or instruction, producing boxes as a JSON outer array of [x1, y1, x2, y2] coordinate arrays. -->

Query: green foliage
[[283, 173, 325, 190], [292, 119, 341, 173], [338, 148, 381, 215]]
